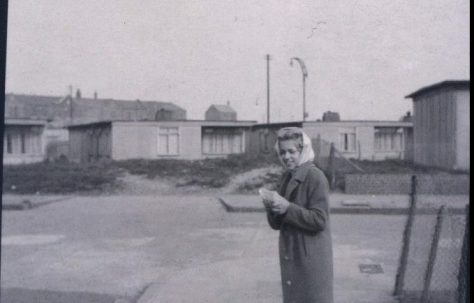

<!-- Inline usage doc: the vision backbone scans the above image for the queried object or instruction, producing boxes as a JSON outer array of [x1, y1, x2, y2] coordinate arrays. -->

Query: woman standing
[[260, 127, 333, 303]]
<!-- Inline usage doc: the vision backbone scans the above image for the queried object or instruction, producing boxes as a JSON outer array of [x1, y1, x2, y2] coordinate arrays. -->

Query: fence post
[[457, 205, 469, 303], [328, 143, 336, 189], [315, 134, 321, 163], [357, 140, 361, 160], [394, 175, 417, 297], [421, 205, 446, 303]]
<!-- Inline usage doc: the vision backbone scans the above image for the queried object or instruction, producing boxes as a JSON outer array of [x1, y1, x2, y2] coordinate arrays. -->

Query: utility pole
[[266, 54, 271, 124]]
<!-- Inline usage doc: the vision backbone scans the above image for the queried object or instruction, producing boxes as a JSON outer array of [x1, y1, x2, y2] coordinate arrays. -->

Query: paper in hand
[[258, 188, 275, 201]]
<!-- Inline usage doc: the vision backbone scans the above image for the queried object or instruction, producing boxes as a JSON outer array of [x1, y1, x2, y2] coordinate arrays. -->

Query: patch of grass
[[3, 153, 281, 194], [3, 161, 123, 194]]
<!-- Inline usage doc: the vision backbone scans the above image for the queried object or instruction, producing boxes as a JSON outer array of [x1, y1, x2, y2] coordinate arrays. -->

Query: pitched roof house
[[4, 93, 187, 125], [205, 104, 237, 121]]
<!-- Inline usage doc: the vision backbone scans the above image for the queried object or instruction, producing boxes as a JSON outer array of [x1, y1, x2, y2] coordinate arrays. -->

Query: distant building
[[4, 93, 187, 125], [205, 104, 237, 121], [3, 118, 47, 164], [406, 80, 470, 171], [322, 111, 340, 122]]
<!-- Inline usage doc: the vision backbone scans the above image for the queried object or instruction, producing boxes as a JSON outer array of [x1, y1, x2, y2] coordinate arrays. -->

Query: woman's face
[[278, 139, 302, 170]]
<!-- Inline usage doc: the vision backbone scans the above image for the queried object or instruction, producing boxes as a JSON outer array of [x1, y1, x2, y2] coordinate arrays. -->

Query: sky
[[5, 0, 470, 123]]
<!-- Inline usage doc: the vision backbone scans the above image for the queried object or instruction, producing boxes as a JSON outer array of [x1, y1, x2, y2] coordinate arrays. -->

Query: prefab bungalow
[[67, 120, 255, 163], [249, 120, 413, 161], [3, 118, 47, 164], [303, 120, 413, 161]]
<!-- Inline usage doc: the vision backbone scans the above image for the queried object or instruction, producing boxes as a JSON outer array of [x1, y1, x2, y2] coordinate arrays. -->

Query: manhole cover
[[358, 263, 384, 274]]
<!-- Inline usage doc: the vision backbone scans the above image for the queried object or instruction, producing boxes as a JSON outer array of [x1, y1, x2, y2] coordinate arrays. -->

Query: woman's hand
[[262, 199, 274, 212], [271, 192, 290, 214]]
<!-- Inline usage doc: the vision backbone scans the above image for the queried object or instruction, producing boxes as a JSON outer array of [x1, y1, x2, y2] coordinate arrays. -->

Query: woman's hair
[[277, 127, 304, 151]]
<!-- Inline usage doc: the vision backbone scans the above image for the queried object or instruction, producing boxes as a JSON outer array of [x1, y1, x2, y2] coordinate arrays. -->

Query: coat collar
[[291, 161, 314, 182], [283, 161, 314, 200]]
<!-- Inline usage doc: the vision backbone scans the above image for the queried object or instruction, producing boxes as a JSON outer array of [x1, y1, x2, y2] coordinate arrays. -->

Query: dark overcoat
[[267, 161, 334, 303]]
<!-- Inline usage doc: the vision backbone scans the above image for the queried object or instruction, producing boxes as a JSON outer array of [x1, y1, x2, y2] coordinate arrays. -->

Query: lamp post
[[290, 57, 308, 121], [266, 54, 271, 124]]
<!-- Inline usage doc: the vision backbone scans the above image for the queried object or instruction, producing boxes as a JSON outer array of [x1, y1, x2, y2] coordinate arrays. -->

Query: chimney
[[226, 100, 230, 106], [94, 91, 98, 99], [76, 89, 82, 99]]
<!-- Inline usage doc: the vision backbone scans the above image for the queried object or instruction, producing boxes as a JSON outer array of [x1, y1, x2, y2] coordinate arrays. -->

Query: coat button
[[286, 280, 292, 286], [284, 256, 289, 260]]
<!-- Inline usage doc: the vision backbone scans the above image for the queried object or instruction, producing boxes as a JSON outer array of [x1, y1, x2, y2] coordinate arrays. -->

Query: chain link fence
[[394, 176, 469, 303], [312, 136, 363, 190]]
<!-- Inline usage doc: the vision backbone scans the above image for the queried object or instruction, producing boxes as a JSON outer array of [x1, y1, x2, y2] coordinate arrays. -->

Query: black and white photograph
[[1, 1, 469, 303]]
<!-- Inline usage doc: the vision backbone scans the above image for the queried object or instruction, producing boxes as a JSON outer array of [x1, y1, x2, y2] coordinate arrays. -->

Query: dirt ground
[[114, 165, 283, 196]]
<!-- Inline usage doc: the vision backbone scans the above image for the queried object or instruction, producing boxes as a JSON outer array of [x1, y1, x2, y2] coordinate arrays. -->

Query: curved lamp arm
[[290, 57, 308, 78]]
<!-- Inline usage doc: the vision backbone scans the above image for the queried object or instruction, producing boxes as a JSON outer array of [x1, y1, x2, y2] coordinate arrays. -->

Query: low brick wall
[[345, 173, 470, 195]]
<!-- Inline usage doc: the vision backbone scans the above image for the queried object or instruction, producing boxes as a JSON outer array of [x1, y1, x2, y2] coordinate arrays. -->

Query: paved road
[[1, 195, 405, 303]]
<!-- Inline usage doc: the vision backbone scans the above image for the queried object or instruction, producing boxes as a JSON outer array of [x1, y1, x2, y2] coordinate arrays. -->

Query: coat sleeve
[[266, 211, 285, 230], [265, 172, 289, 230], [281, 169, 330, 233]]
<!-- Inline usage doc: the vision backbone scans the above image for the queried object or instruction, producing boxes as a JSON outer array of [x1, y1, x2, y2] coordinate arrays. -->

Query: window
[[202, 128, 244, 154], [158, 127, 179, 155], [374, 128, 403, 151], [20, 132, 26, 153], [339, 132, 356, 152], [3, 128, 42, 155], [5, 134, 12, 154]]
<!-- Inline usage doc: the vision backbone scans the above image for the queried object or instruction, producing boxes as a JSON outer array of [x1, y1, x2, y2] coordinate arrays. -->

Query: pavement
[[135, 193, 468, 303], [218, 193, 469, 214], [2, 193, 469, 303]]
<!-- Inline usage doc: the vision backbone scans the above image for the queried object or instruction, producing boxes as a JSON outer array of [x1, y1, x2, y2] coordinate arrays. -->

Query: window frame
[[374, 128, 404, 152], [202, 128, 244, 155], [339, 132, 356, 152], [157, 126, 180, 156]]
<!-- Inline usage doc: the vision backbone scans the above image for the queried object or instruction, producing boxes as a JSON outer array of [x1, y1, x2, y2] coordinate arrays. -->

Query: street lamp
[[290, 57, 308, 121]]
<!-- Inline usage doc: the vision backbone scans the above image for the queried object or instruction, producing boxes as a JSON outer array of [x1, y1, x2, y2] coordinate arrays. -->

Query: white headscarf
[[274, 127, 315, 167]]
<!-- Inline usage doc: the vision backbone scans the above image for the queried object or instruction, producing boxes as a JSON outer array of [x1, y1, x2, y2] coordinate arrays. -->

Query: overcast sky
[[5, 1, 470, 122]]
